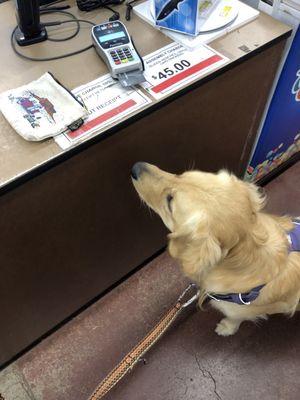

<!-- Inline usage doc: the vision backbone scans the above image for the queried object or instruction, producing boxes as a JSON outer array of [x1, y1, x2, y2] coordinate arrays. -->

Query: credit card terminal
[[91, 21, 145, 87]]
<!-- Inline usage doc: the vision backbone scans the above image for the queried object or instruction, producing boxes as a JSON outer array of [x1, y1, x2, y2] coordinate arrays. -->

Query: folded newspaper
[[0, 72, 88, 141]]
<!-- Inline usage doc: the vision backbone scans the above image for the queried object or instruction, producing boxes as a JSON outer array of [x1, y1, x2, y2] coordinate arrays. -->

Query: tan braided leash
[[88, 283, 200, 400]]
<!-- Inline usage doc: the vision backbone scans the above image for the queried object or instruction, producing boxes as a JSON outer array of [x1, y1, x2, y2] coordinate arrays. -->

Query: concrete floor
[[1, 161, 300, 400]]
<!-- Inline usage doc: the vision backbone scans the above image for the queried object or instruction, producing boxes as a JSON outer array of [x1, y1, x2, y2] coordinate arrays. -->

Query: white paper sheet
[[55, 75, 152, 150]]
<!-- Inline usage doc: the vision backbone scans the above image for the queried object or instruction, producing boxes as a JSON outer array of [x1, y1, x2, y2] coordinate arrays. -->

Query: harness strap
[[207, 218, 300, 306], [288, 220, 300, 252], [207, 284, 265, 305]]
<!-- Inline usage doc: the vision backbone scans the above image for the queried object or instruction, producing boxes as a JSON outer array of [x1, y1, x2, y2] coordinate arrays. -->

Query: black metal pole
[[14, 0, 47, 46]]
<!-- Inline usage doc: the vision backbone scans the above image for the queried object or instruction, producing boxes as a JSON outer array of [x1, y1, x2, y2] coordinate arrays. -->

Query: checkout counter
[[0, 0, 291, 367]]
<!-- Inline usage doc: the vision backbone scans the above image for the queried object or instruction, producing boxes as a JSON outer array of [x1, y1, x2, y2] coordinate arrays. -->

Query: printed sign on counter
[[55, 74, 151, 149], [140, 42, 229, 99]]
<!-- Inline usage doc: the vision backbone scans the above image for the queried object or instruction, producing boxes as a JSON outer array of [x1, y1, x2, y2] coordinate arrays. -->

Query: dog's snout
[[131, 162, 148, 180]]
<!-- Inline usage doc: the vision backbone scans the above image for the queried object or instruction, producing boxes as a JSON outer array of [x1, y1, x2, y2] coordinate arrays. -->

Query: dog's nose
[[131, 162, 147, 180]]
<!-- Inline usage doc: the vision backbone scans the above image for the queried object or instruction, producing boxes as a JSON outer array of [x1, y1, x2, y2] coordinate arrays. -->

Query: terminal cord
[[11, 1, 121, 61]]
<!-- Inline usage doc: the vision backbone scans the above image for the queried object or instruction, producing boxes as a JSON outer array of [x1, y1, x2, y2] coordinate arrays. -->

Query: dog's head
[[131, 162, 265, 277]]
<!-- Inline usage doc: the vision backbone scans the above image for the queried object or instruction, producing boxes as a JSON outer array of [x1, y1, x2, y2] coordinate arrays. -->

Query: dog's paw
[[215, 318, 240, 336]]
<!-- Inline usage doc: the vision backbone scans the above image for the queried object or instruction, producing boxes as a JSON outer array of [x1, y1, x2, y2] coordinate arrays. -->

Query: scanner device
[[91, 21, 145, 88]]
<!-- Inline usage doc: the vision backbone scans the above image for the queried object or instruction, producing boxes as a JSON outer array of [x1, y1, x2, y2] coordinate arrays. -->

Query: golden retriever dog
[[131, 162, 300, 336]]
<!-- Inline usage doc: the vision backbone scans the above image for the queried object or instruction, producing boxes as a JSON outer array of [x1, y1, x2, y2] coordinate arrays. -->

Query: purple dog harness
[[207, 219, 300, 306], [287, 219, 300, 252]]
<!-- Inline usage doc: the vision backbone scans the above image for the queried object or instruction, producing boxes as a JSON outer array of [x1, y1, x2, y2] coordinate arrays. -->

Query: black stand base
[[14, 26, 48, 47]]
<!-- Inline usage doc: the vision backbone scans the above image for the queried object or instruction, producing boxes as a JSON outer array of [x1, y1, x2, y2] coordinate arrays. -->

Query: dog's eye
[[167, 194, 173, 212]]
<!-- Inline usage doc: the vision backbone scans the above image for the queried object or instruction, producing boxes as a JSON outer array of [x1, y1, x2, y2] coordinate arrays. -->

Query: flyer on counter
[[140, 42, 229, 100], [55, 74, 151, 149]]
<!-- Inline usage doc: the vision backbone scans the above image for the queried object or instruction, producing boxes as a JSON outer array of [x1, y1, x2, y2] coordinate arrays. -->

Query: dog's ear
[[168, 212, 222, 278], [245, 182, 266, 214]]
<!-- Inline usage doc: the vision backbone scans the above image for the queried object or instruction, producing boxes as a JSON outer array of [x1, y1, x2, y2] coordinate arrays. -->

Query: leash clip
[[177, 283, 200, 308]]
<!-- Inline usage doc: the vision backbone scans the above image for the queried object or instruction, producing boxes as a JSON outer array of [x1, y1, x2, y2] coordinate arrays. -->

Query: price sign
[[151, 59, 192, 80], [141, 43, 229, 100]]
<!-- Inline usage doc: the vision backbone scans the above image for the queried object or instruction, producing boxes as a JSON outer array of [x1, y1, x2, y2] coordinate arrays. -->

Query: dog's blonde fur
[[132, 163, 300, 335]]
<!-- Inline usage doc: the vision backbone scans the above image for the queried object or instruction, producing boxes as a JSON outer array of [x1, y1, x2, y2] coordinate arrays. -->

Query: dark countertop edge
[[0, 28, 292, 197]]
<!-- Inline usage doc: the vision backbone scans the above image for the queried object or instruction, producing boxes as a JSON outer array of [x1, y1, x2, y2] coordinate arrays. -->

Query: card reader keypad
[[110, 47, 134, 65]]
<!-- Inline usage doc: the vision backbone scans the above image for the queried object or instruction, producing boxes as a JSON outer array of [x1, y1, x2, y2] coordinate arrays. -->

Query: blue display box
[[247, 25, 300, 182], [154, 0, 199, 36]]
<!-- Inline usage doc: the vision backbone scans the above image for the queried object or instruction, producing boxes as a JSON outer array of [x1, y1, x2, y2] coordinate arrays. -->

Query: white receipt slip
[[55, 74, 152, 150]]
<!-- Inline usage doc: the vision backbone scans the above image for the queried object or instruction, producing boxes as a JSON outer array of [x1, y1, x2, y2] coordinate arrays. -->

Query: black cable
[[11, 18, 95, 62], [41, 0, 66, 8], [76, 0, 125, 12], [41, 9, 80, 42], [125, 0, 139, 21], [45, 18, 96, 26], [11, 7, 96, 62], [11, 0, 126, 61], [76, 0, 126, 21], [130, 36, 144, 70]]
